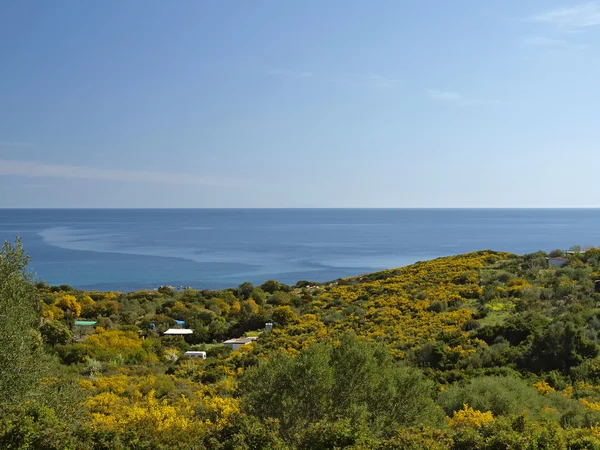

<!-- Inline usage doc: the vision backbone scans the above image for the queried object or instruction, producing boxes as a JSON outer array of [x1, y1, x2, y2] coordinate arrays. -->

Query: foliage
[[438, 375, 548, 418], [8, 244, 600, 448], [0, 239, 47, 405], [54, 294, 82, 318], [240, 333, 443, 443], [447, 404, 495, 429], [40, 320, 73, 346]]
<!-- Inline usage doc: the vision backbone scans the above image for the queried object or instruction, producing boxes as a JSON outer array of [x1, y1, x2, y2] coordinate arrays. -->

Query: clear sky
[[1, 1, 600, 208]]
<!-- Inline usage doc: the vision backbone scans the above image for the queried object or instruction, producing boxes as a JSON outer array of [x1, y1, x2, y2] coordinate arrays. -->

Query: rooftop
[[163, 328, 194, 335], [74, 320, 97, 327]]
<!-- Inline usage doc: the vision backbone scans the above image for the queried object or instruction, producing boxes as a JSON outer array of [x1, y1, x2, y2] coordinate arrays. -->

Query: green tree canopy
[[40, 320, 74, 347], [0, 239, 47, 404], [239, 333, 443, 443]]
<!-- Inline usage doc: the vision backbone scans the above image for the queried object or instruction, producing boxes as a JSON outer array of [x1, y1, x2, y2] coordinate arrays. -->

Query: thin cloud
[[0, 160, 240, 187], [523, 36, 567, 46], [426, 90, 507, 106], [521, 35, 587, 53], [427, 90, 463, 101], [533, 2, 600, 29]]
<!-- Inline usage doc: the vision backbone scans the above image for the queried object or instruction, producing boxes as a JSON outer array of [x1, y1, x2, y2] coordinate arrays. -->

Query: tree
[[525, 321, 599, 373], [240, 341, 334, 439], [239, 334, 442, 443], [40, 320, 73, 346], [241, 299, 259, 317], [260, 280, 281, 294], [0, 239, 47, 404], [238, 282, 254, 299], [54, 294, 81, 317], [272, 306, 298, 326]]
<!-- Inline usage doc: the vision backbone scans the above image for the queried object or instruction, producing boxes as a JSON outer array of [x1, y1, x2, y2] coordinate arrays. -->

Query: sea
[[0, 209, 599, 292]]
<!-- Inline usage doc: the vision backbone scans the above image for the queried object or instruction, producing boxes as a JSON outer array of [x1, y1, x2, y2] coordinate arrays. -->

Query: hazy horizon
[[3, 207, 600, 210]]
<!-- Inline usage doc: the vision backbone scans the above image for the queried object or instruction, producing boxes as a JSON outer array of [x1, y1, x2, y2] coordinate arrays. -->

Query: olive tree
[[0, 239, 46, 404]]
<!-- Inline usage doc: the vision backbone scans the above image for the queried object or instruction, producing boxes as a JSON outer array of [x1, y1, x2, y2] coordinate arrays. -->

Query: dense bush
[[438, 375, 547, 418], [240, 333, 443, 443]]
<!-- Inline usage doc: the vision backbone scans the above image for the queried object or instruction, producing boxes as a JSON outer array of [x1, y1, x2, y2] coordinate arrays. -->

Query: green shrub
[[438, 375, 548, 418], [40, 320, 73, 346], [0, 405, 88, 450], [240, 333, 443, 444]]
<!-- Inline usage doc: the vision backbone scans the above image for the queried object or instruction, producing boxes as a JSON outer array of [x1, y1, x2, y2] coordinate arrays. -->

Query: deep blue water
[[1, 209, 599, 292]]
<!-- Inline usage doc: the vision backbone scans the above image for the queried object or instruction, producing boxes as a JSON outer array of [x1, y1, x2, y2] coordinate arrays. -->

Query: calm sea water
[[0, 209, 599, 292]]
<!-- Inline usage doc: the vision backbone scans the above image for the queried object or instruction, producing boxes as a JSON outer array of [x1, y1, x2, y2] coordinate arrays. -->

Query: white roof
[[184, 351, 206, 355], [163, 328, 194, 335]]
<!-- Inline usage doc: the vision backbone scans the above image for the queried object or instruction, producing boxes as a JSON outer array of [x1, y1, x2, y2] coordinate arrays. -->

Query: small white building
[[184, 351, 206, 359], [163, 328, 194, 335], [223, 336, 258, 351]]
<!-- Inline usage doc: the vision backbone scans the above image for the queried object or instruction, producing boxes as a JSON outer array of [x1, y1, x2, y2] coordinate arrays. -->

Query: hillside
[[4, 241, 600, 449]]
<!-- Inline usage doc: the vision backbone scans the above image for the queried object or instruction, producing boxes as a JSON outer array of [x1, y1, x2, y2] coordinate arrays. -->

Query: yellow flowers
[[230, 300, 241, 316], [195, 391, 241, 429], [92, 375, 129, 395], [446, 345, 476, 356], [506, 278, 532, 295], [54, 294, 82, 317], [79, 379, 94, 391], [85, 329, 142, 350], [88, 390, 194, 434], [79, 372, 242, 441], [562, 386, 574, 398], [42, 304, 64, 320], [534, 381, 556, 395], [260, 251, 507, 358], [85, 387, 240, 437], [86, 391, 122, 415], [580, 398, 600, 411], [447, 404, 494, 429]]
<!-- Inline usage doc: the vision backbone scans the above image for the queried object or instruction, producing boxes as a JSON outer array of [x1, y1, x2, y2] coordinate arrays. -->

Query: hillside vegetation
[[4, 239, 600, 448]]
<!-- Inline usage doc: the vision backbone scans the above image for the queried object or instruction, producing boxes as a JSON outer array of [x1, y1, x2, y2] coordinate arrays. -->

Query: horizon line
[[1, 207, 600, 210]]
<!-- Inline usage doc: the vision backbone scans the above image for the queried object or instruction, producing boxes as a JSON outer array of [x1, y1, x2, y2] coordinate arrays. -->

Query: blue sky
[[1, 1, 600, 207]]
